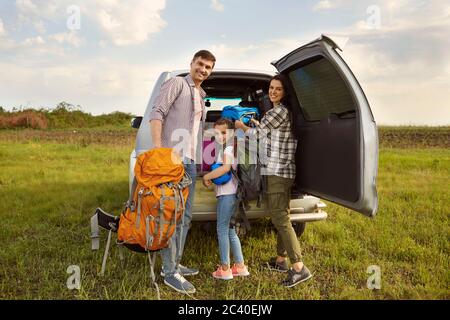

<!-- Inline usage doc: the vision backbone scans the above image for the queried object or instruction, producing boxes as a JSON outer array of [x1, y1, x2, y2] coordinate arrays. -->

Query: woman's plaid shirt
[[246, 104, 298, 179]]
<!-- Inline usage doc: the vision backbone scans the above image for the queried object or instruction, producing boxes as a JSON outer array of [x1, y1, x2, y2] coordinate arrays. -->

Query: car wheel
[[292, 222, 306, 238]]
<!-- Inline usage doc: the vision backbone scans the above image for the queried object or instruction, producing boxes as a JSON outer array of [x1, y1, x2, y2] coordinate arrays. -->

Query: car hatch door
[[271, 34, 378, 217]]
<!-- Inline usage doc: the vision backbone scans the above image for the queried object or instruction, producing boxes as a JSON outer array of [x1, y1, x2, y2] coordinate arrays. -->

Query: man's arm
[[148, 77, 183, 148], [150, 119, 163, 148]]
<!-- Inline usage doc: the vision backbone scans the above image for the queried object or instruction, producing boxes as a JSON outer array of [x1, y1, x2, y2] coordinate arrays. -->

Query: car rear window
[[288, 56, 356, 121], [205, 98, 242, 111]]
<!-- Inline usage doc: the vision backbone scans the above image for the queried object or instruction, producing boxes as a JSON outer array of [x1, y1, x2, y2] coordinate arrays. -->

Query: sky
[[0, 0, 449, 125]]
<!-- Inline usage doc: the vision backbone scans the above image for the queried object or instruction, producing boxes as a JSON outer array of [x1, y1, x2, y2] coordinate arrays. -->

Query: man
[[149, 50, 216, 294]]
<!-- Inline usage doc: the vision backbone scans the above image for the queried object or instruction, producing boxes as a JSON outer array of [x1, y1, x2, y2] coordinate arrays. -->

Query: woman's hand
[[250, 118, 260, 126]]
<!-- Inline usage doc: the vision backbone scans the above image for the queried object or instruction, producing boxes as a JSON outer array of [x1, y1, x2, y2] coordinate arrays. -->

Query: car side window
[[288, 56, 356, 121]]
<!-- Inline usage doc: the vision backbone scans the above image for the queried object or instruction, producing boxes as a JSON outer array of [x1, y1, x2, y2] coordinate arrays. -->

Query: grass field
[[0, 128, 449, 300]]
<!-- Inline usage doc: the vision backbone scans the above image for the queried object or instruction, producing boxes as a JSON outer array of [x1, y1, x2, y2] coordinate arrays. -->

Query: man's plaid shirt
[[246, 104, 298, 179]]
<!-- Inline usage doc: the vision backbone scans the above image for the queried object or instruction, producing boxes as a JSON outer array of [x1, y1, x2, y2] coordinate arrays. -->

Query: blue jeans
[[161, 158, 196, 276], [216, 194, 244, 266]]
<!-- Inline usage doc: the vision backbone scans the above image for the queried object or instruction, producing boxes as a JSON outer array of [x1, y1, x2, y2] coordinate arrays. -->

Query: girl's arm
[[235, 120, 251, 133], [250, 118, 260, 126], [203, 152, 233, 180]]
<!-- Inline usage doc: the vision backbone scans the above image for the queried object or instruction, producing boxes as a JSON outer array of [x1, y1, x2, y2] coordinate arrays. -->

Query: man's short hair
[[193, 50, 216, 66]]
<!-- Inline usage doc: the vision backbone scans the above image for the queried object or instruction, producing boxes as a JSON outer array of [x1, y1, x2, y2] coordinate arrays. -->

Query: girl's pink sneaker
[[212, 266, 233, 280], [231, 264, 250, 277]]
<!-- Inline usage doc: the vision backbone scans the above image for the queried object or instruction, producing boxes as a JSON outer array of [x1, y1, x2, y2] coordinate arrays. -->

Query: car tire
[[292, 222, 306, 238]]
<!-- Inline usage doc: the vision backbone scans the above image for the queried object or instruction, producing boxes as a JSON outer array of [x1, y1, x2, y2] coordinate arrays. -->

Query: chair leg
[[100, 229, 112, 275]]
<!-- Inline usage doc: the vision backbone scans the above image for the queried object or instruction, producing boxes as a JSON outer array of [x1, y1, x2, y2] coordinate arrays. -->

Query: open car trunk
[[190, 71, 274, 213]]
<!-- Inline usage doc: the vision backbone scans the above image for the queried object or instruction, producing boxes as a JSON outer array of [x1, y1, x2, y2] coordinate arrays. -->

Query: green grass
[[0, 136, 449, 300]]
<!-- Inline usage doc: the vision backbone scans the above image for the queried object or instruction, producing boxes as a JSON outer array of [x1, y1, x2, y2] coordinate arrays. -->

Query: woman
[[234, 74, 312, 288]]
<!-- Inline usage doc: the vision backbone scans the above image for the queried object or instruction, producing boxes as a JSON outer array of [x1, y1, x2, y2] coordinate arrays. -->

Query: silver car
[[129, 34, 379, 236]]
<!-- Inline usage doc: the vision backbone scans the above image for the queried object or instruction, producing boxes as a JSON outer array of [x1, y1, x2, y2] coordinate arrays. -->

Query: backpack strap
[[126, 176, 138, 212], [147, 251, 161, 300], [144, 217, 160, 299], [158, 185, 166, 242], [135, 187, 144, 229]]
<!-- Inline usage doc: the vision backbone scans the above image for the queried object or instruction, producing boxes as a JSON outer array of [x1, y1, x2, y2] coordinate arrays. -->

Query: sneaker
[[160, 264, 199, 277], [212, 266, 233, 280], [281, 265, 313, 288], [266, 257, 289, 273], [164, 273, 196, 294], [231, 264, 250, 277]]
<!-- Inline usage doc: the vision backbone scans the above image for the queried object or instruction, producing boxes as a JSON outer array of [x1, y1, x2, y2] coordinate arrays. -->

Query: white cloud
[[1, 31, 83, 56], [208, 31, 321, 70], [15, 0, 59, 33], [0, 19, 16, 50], [0, 18, 6, 36], [210, 43, 259, 58], [48, 32, 85, 48], [314, 0, 450, 125], [13, 0, 168, 46], [93, 0, 167, 46], [210, 0, 225, 12], [0, 58, 165, 115], [22, 35, 45, 46], [313, 0, 342, 11]]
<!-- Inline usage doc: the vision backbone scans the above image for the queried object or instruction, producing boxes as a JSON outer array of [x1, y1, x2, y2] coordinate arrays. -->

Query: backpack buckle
[[125, 200, 135, 212]]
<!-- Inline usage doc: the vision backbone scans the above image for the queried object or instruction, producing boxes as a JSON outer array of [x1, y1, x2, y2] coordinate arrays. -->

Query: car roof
[[170, 68, 276, 78]]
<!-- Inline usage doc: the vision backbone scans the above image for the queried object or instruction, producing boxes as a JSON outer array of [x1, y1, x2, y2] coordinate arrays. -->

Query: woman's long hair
[[270, 74, 291, 107], [269, 74, 296, 135]]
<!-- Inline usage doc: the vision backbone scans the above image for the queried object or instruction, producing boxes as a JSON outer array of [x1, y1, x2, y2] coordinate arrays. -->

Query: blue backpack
[[210, 162, 232, 185], [221, 105, 259, 125]]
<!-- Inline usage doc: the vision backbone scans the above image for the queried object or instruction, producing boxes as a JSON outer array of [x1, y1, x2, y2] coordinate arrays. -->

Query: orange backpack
[[90, 148, 191, 299], [117, 148, 191, 251]]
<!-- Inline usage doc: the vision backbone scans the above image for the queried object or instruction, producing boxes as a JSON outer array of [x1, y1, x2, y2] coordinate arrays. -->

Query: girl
[[202, 118, 250, 280]]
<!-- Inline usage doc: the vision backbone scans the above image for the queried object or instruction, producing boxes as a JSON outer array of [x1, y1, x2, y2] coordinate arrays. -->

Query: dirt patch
[[378, 127, 450, 148], [0, 111, 49, 129]]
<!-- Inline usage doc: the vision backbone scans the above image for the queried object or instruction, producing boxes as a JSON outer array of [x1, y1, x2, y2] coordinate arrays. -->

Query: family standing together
[[149, 50, 312, 294]]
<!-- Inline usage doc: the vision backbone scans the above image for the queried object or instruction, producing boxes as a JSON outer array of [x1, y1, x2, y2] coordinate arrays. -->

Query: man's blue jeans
[[161, 158, 196, 276]]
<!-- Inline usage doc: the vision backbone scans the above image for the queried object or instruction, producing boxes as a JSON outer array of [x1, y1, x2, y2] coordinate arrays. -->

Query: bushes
[[0, 102, 134, 129], [0, 110, 49, 129]]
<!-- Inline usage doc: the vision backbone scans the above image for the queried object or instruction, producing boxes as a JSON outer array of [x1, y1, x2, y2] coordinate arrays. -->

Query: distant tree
[[55, 101, 73, 112]]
